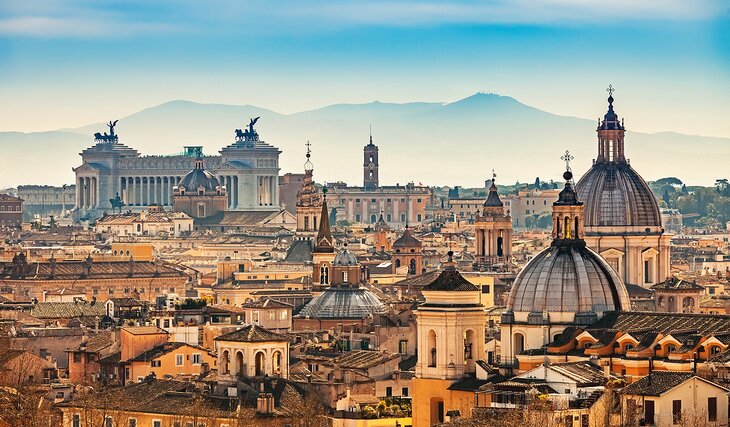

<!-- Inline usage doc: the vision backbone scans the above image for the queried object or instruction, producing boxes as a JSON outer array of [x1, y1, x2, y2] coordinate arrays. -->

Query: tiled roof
[[241, 298, 293, 309], [215, 324, 288, 343], [122, 326, 168, 335], [0, 259, 187, 280], [448, 375, 495, 391], [128, 342, 208, 362], [548, 361, 606, 387], [333, 350, 399, 370], [393, 270, 440, 288], [195, 210, 285, 226], [652, 277, 704, 291], [621, 372, 695, 396], [589, 312, 730, 336], [30, 301, 107, 319], [284, 239, 313, 263], [422, 266, 479, 292], [75, 331, 114, 353]]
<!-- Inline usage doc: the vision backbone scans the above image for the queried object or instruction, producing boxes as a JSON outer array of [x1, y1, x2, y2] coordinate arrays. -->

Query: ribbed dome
[[576, 162, 661, 228], [297, 288, 385, 319], [507, 240, 630, 319], [333, 247, 358, 266], [179, 159, 221, 192]]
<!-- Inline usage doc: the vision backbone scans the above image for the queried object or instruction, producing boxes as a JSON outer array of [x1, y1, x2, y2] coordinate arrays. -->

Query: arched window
[[564, 217, 570, 239], [497, 236, 504, 257], [464, 330, 474, 361], [320, 266, 329, 284], [428, 330, 437, 367], [574, 216, 579, 237], [409, 259, 417, 275], [221, 350, 230, 374], [513, 333, 525, 355], [235, 351, 244, 376], [711, 346, 722, 355], [255, 352, 266, 376], [395, 259, 401, 268], [272, 351, 282, 374]]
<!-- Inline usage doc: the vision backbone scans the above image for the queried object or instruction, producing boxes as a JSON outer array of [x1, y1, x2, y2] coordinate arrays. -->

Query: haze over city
[[1, 3, 730, 427]]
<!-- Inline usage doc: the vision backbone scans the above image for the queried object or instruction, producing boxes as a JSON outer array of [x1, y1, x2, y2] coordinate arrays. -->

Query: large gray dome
[[507, 240, 630, 319], [297, 288, 386, 319], [576, 162, 661, 228]]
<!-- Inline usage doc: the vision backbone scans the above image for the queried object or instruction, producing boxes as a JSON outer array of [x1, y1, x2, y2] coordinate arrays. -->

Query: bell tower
[[295, 142, 321, 234], [553, 150, 585, 241], [363, 131, 379, 190], [473, 171, 512, 272]]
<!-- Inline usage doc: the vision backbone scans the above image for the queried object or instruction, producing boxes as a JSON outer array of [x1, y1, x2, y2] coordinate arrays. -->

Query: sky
[[0, 0, 729, 137]]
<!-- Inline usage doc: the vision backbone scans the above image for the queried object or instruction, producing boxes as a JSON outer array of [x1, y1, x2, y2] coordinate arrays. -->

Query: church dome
[[507, 240, 631, 322], [333, 246, 358, 266], [179, 158, 221, 192], [576, 163, 661, 228], [575, 90, 661, 229], [297, 287, 386, 319]]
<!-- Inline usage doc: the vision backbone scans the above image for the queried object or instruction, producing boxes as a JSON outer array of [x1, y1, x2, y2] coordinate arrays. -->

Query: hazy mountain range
[[1, 93, 727, 188]]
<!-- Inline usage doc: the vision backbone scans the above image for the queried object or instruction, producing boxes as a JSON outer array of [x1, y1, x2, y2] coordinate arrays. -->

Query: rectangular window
[[129, 419, 137, 427], [371, 198, 376, 203], [192, 354, 201, 364], [355, 214, 361, 222], [105, 417, 113, 427], [708, 397, 717, 422], [417, 198, 422, 203], [386, 198, 391, 203], [482, 285, 491, 294], [386, 386, 392, 397], [672, 399, 682, 424], [252, 311, 259, 323], [176, 354, 184, 366], [399, 340, 408, 354], [417, 214, 422, 221], [268, 310, 275, 320], [386, 214, 391, 222], [153, 421, 162, 427], [73, 352, 81, 363], [400, 214, 406, 222], [73, 414, 81, 427], [151, 360, 161, 367], [402, 387, 409, 397], [280, 310, 288, 320]]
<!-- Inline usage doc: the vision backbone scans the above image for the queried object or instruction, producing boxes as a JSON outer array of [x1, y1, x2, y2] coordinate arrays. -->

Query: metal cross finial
[[561, 150, 574, 172], [606, 84, 615, 96], [305, 140, 311, 154]]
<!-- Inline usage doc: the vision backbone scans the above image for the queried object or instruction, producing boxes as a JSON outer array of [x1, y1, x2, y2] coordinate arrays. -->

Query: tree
[[279, 387, 328, 427]]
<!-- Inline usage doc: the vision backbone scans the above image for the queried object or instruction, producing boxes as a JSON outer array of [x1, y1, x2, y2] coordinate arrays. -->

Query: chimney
[[256, 393, 275, 416], [603, 362, 611, 380], [83, 254, 93, 277]]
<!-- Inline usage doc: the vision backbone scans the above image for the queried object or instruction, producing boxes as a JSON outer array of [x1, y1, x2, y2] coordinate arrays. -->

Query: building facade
[[327, 134, 431, 226], [17, 184, 75, 217], [0, 194, 23, 228], [73, 119, 280, 216]]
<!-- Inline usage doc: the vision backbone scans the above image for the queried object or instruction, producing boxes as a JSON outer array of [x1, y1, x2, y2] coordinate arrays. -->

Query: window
[[105, 417, 113, 427], [192, 353, 202, 364], [280, 310, 288, 320], [402, 387, 409, 397], [343, 271, 348, 282], [153, 421, 162, 427], [73, 414, 81, 427], [399, 340, 408, 354], [73, 352, 81, 363], [644, 400, 655, 425], [151, 360, 161, 367], [417, 214, 422, 222], [128, 419, 137, 427], [672, 399, 682, 424], [482, 285, 491, 294], [252, 311, 259, 323], [386, 386, 392, 397], [417, 198, 422, 203], [176, 354, 184, 366], [268, 311, 275, 321], [708, 397, 717, 422]]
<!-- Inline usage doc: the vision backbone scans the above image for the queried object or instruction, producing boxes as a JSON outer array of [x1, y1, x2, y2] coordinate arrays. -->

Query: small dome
[[393, 228, 421, 249], [576, 163, 661, 228], [179, 158, 221, 192], [507, 240, 631, 320], [333, 247, 358, 266]]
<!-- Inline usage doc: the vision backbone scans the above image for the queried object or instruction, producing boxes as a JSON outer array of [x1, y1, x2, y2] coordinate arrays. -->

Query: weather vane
[[561, 150, 574, 172], [606, 84, 615, 96]]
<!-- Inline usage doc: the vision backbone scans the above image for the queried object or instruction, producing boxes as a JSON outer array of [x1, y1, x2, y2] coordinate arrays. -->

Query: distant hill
[[2, 93, 728, 187]]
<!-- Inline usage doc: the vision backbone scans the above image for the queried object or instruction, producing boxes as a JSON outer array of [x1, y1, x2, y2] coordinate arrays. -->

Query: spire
[[368, 125, 374, 146], [483, 169, 503, 208], [599, 85, 623, 130], [304, 141, 313, 172], [314, 188, 334, 253]]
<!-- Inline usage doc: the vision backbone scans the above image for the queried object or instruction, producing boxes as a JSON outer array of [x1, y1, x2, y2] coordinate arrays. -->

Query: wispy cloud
[[0, 0, 726, 39]]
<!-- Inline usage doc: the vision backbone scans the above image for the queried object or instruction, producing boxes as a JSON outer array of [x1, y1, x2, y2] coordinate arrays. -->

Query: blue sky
[[1, 0, 729, 136]]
